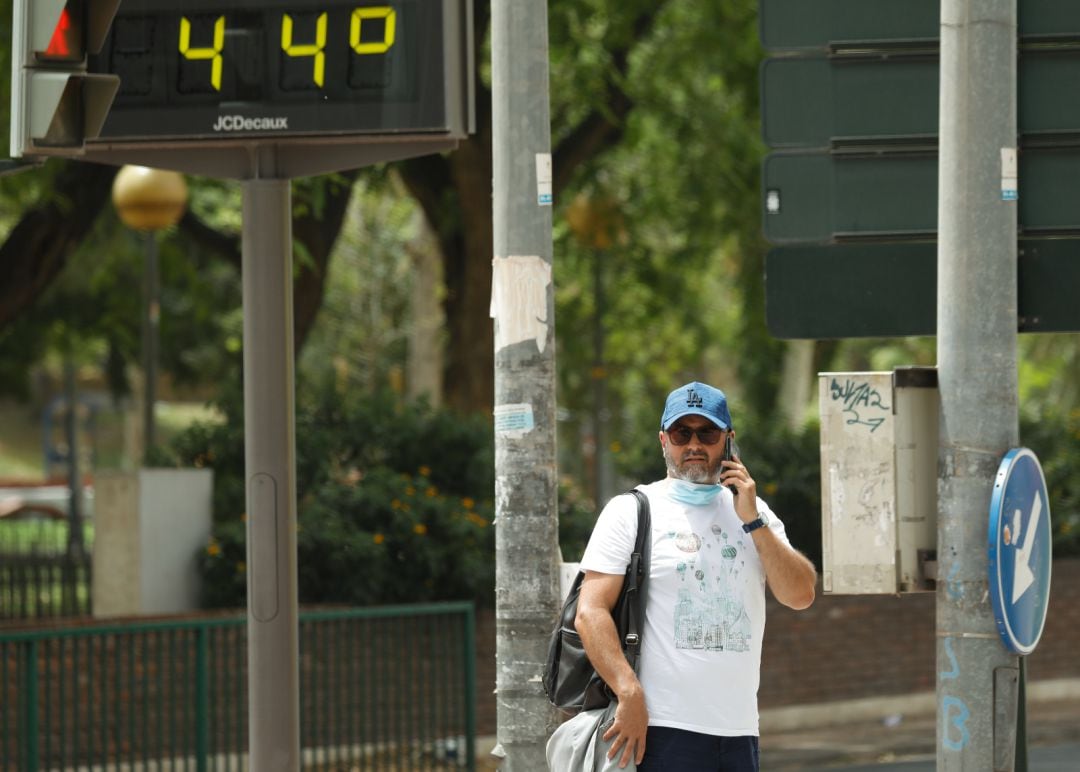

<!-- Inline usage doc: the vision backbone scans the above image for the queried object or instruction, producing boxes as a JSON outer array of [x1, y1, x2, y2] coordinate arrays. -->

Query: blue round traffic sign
[[988, 448, 1052, 655]]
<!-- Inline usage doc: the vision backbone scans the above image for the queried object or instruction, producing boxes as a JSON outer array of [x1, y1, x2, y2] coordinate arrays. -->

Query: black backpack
[[542, 489, 651, 712]]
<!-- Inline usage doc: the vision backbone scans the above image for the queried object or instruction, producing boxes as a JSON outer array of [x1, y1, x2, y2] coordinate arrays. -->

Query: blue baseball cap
[[660, 382, 732, 431]]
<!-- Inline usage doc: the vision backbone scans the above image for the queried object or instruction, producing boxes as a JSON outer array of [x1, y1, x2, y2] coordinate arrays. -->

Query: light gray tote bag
[[545, 700, 631, 771]]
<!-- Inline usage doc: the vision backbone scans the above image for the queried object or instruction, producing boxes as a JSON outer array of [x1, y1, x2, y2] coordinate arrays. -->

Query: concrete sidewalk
[[759, 695, 1080, 770], [480, 684, 1080, 769]]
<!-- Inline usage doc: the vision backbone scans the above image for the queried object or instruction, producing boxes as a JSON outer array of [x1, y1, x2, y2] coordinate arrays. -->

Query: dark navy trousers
[[636, 726, 759, 772]]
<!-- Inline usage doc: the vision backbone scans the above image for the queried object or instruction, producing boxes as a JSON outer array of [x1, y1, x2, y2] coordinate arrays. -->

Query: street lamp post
[[111, 166, 188, 465]]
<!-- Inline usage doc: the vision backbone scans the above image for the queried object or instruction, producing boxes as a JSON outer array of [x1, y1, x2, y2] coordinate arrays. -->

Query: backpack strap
[[620, 489, 651, 672]]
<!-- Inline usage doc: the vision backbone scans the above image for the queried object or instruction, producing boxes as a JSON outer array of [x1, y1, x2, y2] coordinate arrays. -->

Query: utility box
[[819, 368, 938, 594], [93, 468, 213, 617]]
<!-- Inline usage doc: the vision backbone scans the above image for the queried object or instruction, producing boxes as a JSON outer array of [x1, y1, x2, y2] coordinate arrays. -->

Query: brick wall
[[759, 557, 1080, 707], [474, 558, 1080, 734]]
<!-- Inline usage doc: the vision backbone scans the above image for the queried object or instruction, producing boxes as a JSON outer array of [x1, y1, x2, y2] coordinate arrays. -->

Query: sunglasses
[[667, 425, 723, 446]]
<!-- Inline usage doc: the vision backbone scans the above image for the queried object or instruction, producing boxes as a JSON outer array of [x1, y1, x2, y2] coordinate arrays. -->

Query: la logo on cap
[[686, 388, 704, 408]]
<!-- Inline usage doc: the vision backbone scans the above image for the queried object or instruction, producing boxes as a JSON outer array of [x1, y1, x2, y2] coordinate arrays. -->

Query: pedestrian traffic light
[[9, 0, 121, 158]]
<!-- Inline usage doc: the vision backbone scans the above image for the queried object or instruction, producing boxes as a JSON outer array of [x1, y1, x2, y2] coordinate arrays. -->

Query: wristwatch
[[742, 510, 770, 534]]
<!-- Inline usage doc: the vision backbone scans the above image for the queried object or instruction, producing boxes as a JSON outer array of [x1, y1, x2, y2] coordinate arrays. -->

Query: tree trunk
[[290, 173, 359, 351], [446, 127, 497, 414], [406, 224, 445, 406], [399, 90, 495, 414]]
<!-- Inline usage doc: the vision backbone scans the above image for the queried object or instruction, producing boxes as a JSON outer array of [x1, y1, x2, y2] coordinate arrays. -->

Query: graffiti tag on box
[[830, 377, 891, 432]]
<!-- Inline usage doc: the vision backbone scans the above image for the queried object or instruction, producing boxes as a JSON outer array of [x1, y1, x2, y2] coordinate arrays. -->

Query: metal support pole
[[491, 0, 559, 765], [242, 178, 301, 771], [142, 232, 159, 462], [63, 354, 83, 555], [936, 1, 1020, 769]]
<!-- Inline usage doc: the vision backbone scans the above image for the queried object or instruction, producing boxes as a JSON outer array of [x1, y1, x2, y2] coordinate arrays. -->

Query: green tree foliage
[[1021, 406, 1080, 557]]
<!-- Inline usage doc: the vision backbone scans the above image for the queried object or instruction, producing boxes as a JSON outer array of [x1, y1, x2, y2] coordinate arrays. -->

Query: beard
[[663, 442, 722, 483]]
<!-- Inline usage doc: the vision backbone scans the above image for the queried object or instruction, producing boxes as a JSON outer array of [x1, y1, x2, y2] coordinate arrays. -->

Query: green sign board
[[761, 56, 936, 149], [760, 0, 1080, 51], [759, 0, 1080, 337], [766, 240, 1080, 338], [763, 147, 1080, 243], [762, 50, 1080, 148]]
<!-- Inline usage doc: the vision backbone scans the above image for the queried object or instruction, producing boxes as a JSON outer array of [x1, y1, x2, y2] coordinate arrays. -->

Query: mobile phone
[[722, 435, 740, 495]]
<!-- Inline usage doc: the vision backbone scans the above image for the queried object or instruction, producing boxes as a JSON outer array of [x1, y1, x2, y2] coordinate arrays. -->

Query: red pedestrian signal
[[44, 8, 81, 62], [9, 0, 121, 157]]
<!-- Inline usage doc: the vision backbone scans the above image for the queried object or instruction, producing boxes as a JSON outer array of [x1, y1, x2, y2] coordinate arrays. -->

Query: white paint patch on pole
[[536, 153, 553, 205], [1001, 147, 1018, 201], [490, 255, 551, 353]]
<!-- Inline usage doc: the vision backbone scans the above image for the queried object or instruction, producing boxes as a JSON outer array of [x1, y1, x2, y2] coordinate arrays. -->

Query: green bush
[[737, 420, 823, 569], [163, 382, 496, 608]]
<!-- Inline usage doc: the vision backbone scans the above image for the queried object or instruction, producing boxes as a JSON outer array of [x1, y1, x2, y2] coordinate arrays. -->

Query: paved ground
[[758, 698, 1080, 770], [479, 697, 1080, 769]]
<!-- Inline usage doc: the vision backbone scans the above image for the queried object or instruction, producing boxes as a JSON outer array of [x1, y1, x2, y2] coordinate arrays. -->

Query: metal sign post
[[935, 1, 1019, 769], [242, 176, 301, 769]]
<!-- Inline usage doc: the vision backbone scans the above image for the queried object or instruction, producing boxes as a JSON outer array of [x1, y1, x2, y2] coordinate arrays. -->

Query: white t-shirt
[[579, 478, 792, 737]]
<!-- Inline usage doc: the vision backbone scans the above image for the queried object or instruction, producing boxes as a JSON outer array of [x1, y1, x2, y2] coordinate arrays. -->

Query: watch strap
[[742, 516, 767, 534]]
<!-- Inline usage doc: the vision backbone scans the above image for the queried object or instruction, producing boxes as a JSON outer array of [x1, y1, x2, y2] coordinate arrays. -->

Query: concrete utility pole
[[936, 1, 1020, 769], [490, 0, 560, 766]]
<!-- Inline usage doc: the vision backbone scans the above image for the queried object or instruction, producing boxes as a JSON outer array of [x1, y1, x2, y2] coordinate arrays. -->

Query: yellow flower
[[236, 562, 246, 574], [462, 497, 475, 509], [764, 482, 779, 496], [206, 541, 221, 557], [373, 533, 386, 544], [610, 441, 622, 453], [405, 486, 416, 496], [425, 486, 438, 498], [467, 513, 489, 528], [413, 524, 428, 536], [418, 465, 431, 477], [391, 499, 403, 510]]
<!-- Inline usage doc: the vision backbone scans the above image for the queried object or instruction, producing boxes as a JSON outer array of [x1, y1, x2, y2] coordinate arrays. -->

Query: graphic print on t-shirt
[[670, 527, 752, 652]]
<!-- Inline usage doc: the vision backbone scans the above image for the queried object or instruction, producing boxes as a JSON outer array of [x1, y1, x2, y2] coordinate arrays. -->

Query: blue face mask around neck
[[668, 478, 723, 507]]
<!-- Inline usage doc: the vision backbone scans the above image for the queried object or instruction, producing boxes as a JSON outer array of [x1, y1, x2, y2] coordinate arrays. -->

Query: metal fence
[[0, 603, 477, 771], [0, 519, 93, 620]]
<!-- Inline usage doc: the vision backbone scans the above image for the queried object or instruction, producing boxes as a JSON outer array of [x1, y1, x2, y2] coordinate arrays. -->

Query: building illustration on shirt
[[672, 532, 752, 652]]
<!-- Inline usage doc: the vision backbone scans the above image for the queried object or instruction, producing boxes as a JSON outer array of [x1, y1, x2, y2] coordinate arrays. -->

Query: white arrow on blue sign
[[988, 447, 1053, 655]]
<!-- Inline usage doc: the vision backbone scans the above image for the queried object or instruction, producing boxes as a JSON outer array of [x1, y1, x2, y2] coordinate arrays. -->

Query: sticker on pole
[[536, 153, 553, 205], [1001, 147, 1018, 201], [988, 447, 1052, 655], [494, 403, 535, 438]]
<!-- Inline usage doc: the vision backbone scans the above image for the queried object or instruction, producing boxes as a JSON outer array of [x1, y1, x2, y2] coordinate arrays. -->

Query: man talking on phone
[[574, 382, 817, 771]]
